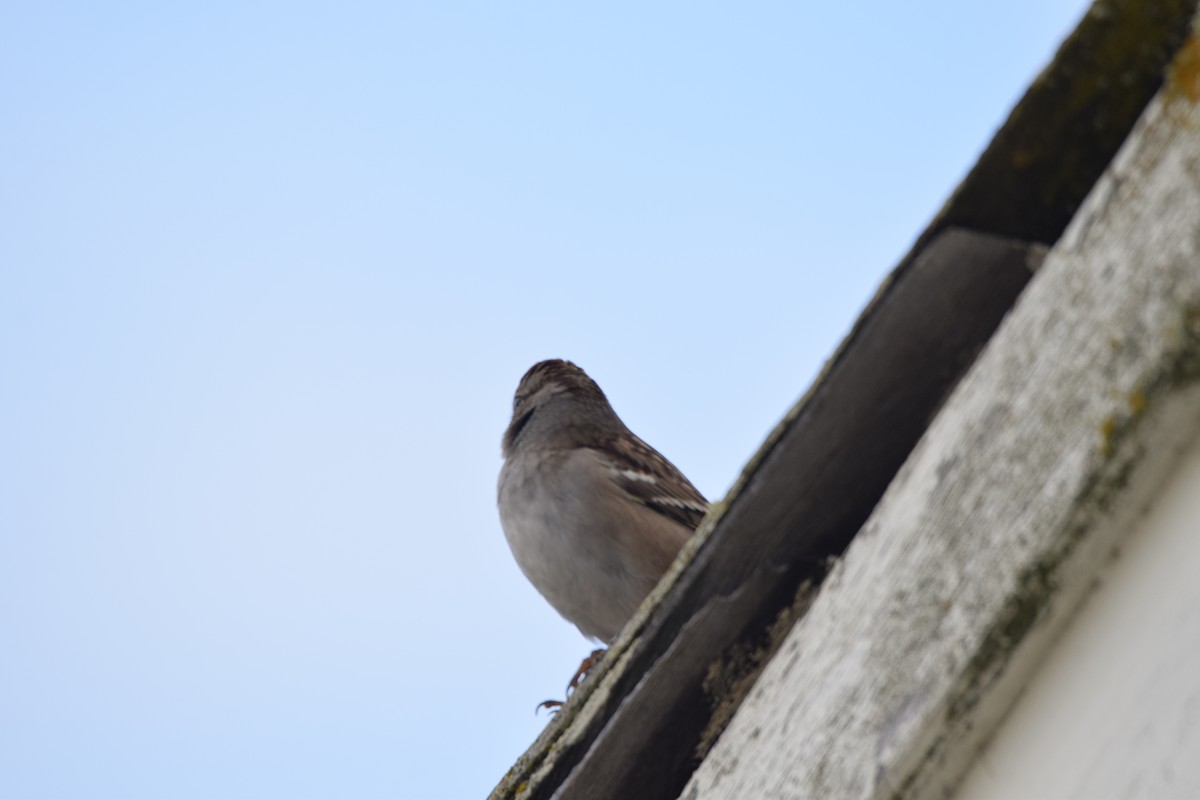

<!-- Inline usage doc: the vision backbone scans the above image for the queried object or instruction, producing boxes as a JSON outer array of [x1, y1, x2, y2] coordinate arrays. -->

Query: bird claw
[[535, 698, 563, 715], [533, 648, 608, 716], [566, 648, 607, 696]]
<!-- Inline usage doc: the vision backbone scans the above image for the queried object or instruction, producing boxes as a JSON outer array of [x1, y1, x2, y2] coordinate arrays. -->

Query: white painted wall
[[955, 435, 1200, 800]]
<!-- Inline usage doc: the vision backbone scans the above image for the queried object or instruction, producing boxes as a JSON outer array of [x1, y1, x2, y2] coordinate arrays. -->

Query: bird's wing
[[592, 434, 709, 531]]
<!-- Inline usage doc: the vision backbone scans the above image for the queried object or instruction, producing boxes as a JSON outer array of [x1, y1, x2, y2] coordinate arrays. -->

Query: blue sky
[[2, 2, 1090, 798]]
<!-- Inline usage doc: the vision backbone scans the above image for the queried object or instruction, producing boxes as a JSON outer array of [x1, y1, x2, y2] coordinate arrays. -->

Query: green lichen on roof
[[928, 0, 1197, 246], [1166, 29, 1200, 102]]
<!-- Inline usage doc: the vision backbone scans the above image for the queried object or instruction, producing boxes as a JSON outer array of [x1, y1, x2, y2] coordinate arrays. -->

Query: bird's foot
[[566, 648, 606, 696], [533, 648, 608, 715]]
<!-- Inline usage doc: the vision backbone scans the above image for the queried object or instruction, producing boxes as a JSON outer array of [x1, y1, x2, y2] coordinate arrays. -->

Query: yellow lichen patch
[[1128, 390, 1147, 415], [1185, 303, 1200, 332], [1100, 414, 1118, 457], [1166, 32, 1200, 103]]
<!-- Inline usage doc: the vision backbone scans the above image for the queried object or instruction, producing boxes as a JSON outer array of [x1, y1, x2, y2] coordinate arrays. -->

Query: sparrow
[[498, 360, 708, 705]]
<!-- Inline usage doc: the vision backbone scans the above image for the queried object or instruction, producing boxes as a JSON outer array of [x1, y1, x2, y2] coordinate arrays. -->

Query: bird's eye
[[513, 393, 526, 411]]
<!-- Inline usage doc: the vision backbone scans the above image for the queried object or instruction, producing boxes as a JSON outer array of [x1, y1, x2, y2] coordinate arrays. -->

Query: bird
[[497, 360, 708, 707]]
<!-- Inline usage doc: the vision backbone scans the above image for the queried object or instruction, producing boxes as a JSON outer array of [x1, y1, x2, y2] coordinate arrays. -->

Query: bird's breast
[[497, 449, 650, 642]]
